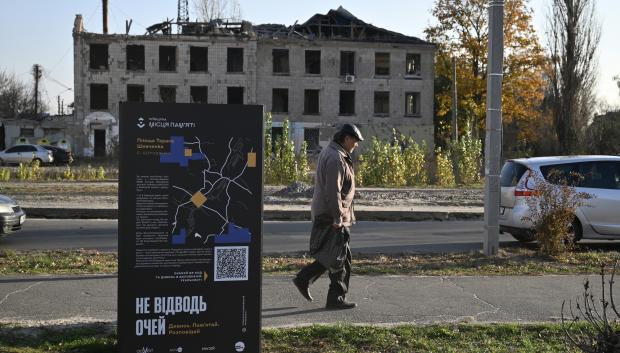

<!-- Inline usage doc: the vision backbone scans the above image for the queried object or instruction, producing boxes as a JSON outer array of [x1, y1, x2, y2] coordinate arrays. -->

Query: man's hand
[[332, 223, 343, 230]]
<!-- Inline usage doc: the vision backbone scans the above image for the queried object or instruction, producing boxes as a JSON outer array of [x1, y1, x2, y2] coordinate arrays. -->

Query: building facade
[[73, 7, 435, 156]]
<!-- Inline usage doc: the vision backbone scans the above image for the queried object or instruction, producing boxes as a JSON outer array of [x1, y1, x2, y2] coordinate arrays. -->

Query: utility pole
[[484, 0, 504, 256], [57, 96, 61, 115], [32, 64, 42, 116], [451, 57, 458, 141], [102, 0, 108, 34]]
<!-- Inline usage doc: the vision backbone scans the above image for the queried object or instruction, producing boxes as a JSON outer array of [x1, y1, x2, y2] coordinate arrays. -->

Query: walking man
[[293, 123, 363, 310]]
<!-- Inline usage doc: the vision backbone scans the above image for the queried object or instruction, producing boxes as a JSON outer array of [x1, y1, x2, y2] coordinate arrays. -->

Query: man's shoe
[[325, 300, 357, 310], [292, 277, 313, 302]]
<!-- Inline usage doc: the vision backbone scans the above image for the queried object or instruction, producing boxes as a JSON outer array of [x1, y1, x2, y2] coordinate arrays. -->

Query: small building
[[73, 7, 436, 156], [1, 114, 78, 152]]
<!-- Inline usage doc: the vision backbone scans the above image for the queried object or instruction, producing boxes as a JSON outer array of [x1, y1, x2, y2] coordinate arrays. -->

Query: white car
[[0, 194, 26, 235], [0, 144, 54, 165], [499, 156, 620, 242]]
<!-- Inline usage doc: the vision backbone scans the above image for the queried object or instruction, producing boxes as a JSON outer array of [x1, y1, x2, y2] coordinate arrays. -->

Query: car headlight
[[0, 205, 13, 213]]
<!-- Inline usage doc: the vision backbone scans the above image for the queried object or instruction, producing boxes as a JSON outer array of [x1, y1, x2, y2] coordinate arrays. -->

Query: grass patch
[[1, 244, 618, 276], [265, 243, 620, 276], [0, 323, 585, 352], [0, 182, 117, 195], [0, 250, 117, 275]]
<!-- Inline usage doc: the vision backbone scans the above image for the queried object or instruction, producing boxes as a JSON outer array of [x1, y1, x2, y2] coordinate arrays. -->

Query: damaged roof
[[254, 6, 432, 45], [140, 6, 431, 45]]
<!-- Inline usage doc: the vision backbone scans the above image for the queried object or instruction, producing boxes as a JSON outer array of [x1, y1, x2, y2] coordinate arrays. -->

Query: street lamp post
[[484, 0, 504, 256]]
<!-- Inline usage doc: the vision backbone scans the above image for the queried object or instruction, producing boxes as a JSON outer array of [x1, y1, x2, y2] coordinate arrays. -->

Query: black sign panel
[[118, 103, 263, 353]]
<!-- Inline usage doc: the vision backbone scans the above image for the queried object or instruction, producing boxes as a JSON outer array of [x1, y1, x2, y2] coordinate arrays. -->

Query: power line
[[41, 68, 72, 91], [108, 0, 148, 32]]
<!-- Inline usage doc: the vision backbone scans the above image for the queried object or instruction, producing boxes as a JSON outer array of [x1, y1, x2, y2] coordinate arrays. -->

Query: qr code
[[214, 246, 249, 281]]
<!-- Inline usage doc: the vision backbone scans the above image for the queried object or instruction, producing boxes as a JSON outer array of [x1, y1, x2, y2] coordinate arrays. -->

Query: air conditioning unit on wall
[[344, 75, 355, 83]]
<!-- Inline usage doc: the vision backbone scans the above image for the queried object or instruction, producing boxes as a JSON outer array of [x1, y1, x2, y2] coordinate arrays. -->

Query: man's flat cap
[[340, 123, 364, 141]]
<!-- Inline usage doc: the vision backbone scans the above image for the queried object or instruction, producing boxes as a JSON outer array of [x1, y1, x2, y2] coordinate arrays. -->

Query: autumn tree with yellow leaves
[[425, 0, 548, 151]]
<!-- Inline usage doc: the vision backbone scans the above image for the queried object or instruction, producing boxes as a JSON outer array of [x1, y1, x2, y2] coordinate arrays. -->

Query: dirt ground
[[0, 181, 484, 209]]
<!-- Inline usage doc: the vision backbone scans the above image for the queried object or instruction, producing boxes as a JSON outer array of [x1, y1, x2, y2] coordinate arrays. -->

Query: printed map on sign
[[160, 135, 257, 246]]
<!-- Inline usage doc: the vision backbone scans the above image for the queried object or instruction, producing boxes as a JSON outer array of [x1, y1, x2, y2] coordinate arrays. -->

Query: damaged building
[[73, 6, 435, 156]]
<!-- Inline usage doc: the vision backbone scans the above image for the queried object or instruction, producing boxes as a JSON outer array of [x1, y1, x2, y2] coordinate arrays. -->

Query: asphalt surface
[[0, 219, 517, 254], [0, 274, 610, 327]]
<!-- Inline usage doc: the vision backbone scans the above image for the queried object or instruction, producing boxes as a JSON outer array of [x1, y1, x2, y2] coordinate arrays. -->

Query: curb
[[23, 208, 483, 222]]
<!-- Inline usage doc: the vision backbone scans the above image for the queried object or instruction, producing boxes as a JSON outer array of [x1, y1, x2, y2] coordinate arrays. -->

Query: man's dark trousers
[[296, 226, 352, 302]]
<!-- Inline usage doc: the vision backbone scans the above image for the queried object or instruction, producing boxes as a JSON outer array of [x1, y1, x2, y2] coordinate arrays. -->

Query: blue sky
[[0, 0, 618, 114]]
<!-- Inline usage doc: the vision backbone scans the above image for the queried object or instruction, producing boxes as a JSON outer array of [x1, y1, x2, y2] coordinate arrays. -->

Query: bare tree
[[614, 75, 620, 97], [547, 0, 601, 154], [192, 0, 242, 22], [0, 70, 34, 118]]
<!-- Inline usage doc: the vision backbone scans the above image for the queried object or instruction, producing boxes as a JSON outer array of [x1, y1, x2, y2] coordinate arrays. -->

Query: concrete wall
[[256, 39, 435, 151], [73, 21, 435, 156]]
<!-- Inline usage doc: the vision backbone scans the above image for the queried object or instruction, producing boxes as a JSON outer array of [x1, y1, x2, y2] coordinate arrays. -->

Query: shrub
[[385, 131, 406, 186], [357, 136, 389, 186], [297, 141, 310, 183], [434, 147, 455, 187], [264, 113, 274, 183], [562, 261, 620, 352], [402, 137, 428, 186], [449, 126, 483, 185], [0, 168, 10, 181], [62, 166, 75, 181], [263, 117, 308, 185], [523, 170, 592, 256]]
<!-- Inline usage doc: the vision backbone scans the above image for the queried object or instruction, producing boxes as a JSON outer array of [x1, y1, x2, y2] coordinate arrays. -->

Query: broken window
[[126, 45, 145, 71], [374, 91, 390, 116], [272, 49, 290, 74], [272, 88, 288, 113], [304, 128, 320, 152], [20, 128, 34, 137], [227, 87, 244, 104], [127, 85, 144, 103], [339, 90, 355, 115], [271, 127, 283, 151], [89, 44, 109, 70], [375, 52, 390, 76], [405, 92, 421, 116], [90, 84, 108, 110], [190, 46, 208, 72], [340, 51, 355, 76], [227, 48, 244, 73], [190, 86, 208, 103], [305, 50, 321, 74], [406, 54, 421, 75], [159, 46, 176, 71], [159, 86, 176, 103], [304, 89, 320, 115]]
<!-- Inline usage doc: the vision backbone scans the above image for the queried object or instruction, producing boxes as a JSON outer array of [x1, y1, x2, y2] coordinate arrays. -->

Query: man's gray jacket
[[309, 141, 356, 271], [310, 141, 356, 226]]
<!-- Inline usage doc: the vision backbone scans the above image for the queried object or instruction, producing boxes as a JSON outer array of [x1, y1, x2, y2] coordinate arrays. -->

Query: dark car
[[0, 194, 25, 236], [42, 145, 73, 165]]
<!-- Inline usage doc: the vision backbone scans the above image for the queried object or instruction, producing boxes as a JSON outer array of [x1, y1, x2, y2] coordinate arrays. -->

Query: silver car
[[0, 194, 26, 235], [0, 144, 54, 165], [500, 156, 620, 242]]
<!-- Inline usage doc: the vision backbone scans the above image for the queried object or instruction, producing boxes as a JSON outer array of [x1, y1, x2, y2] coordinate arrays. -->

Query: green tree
[[425, 0, 547, 145]]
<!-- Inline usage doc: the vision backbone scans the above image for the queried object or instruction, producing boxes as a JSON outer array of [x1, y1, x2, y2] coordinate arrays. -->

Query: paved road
[[0, 274, 610, 327], [0, 219, 518, 253]]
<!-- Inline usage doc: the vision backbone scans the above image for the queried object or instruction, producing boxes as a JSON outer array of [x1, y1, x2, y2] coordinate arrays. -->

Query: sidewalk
[[0, 274, 603, 327]]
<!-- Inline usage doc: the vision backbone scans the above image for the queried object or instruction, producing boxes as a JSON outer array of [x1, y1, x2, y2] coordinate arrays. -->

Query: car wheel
[[0, 158, 4, 166], [510, 231, 536, 243]]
